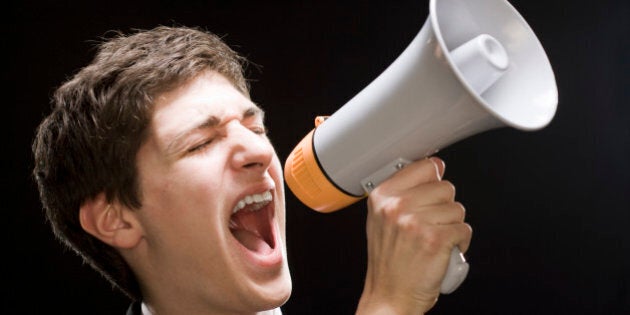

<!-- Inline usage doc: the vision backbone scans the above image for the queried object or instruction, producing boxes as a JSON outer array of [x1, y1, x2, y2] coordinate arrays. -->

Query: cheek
[[164, 162, 226, 208], [138, 165, 227, 251], [269, 155, 287, 223], [270, 155, 284, 188], [139, 157, 226, 224], [270, 157, 285, 201]]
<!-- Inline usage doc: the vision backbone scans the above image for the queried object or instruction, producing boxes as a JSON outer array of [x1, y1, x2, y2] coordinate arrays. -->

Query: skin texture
[[82, 71, 291, 315], [357, 158, 472, 315], [80, 70, 471, 315]]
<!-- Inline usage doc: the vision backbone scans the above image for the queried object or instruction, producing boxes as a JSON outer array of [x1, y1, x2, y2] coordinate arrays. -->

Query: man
[[33, 26, 471, 314]]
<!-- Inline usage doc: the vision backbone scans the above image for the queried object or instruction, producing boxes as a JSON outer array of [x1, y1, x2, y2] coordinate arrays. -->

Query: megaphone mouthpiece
[[450, 34, 509, 95], [285, 0, 557, 213], [284, 0, 558, 294]]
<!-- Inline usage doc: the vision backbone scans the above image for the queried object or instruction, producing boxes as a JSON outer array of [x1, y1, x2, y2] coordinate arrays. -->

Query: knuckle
[[369, 185, 386, 200], [439, 180, 456, 199], [412, 158, 441, 182], [370, 195, 403, 221], [421, 229, 445, 254], [397, 214, 419, 233], [465, 223, 473, 237], [441, 180, 456, 193], [399, 216, 438, 248], [453, 202, 466, 220], [424, 161, 441, 182], [369, 185, 395, 204]]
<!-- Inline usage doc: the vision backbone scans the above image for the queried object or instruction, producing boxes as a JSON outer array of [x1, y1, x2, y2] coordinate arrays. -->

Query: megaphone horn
[[284, 0, 558, 294]]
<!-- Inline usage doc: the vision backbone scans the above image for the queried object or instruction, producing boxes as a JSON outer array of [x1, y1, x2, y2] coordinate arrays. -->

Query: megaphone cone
[[285, 0, 558, 294]]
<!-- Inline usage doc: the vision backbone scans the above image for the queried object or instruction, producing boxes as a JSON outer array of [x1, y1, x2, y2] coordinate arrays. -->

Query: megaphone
[[284, 0, 558, 294]]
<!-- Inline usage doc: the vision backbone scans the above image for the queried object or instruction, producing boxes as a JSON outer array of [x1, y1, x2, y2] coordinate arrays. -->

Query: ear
[[80, 192, 144, 249]]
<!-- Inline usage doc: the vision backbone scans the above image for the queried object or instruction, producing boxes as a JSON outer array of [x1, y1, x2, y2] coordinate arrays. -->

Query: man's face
[[132, 70, 291, 313]]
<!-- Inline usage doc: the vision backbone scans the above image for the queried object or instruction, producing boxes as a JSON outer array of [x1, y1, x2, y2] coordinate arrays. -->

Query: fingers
[[376, 157, 445, 194], [373, 200, 470, 255], [398, 201, 466, 226], [407, 180, 457, 207], [456, 223, 473, 253], [371, 179, 458, 220], [361, 157, 472, 313], [368, 156, 471, 268], [430, 156, 446, 180]]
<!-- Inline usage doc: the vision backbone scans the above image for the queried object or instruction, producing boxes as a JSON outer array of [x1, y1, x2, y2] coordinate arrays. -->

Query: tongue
[[230, 206, 273, 254], [231, 229, 273, 255]]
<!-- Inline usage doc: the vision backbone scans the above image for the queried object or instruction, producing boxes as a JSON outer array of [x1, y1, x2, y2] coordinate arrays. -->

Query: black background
[[6, 0, 629, 314]]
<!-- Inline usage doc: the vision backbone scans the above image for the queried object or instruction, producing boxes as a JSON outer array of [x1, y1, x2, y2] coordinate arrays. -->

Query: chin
[[244, 273, 292, 313], [263, 265, 293, 304], [270, 275, 292, 306]]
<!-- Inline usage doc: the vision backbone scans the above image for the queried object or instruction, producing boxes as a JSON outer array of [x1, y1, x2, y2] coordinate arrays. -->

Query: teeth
[[232, 190, 273, 214]]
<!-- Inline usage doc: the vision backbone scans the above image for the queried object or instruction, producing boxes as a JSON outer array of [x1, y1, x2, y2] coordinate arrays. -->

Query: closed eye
[[250, 125, 268, 135], [186, 123, 266, 155], [187, 138, 215, 153]]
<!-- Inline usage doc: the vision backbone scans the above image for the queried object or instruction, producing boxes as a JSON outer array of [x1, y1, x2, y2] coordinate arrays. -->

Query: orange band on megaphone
[[284, 129, 364, 213]]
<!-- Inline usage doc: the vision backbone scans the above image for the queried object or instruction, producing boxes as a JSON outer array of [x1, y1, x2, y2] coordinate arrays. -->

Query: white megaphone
[[284, 0, 558, 294]]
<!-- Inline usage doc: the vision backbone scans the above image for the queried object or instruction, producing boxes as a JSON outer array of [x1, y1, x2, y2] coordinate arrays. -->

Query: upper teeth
[[232, 190, 273, 214]]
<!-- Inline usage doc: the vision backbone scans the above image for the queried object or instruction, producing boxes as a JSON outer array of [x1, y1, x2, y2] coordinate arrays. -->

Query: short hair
[[32, 26, 249, 300]]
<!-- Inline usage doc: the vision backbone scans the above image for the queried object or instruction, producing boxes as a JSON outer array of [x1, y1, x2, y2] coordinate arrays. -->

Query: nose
[[227, 121, 274, 173]]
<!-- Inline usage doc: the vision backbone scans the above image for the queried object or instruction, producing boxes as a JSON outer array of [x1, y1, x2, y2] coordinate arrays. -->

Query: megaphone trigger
[[358, 158, 470, 294]]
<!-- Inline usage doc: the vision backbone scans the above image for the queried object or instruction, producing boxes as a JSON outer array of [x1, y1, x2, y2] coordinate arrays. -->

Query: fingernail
[[429, 156, 445, 179]]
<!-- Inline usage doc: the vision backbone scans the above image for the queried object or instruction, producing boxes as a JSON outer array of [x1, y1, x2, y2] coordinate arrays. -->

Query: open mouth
[[229, 190, 276, 255]]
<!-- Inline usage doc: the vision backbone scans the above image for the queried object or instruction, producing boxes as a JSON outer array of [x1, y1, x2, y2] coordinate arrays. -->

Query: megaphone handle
[[360, 158, 469, 293], [440, 246, 469, 294]]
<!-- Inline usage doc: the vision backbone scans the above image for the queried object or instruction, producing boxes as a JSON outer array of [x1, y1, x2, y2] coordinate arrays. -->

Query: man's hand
[[356, 157, 472, 315]]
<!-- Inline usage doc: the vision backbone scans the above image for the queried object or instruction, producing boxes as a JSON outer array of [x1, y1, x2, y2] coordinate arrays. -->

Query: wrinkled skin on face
[[127, 71, 291, 315]]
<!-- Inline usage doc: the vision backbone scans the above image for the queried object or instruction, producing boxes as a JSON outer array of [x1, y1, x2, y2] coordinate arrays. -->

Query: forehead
[[149, 71, 259, 139]]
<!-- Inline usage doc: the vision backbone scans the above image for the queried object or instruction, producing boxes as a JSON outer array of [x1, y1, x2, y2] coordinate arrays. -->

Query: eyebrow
[[166, 106, 265, 154]]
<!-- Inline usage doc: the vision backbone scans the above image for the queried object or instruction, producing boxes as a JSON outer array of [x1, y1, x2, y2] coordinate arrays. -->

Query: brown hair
[[32, 26, 249, 300]]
